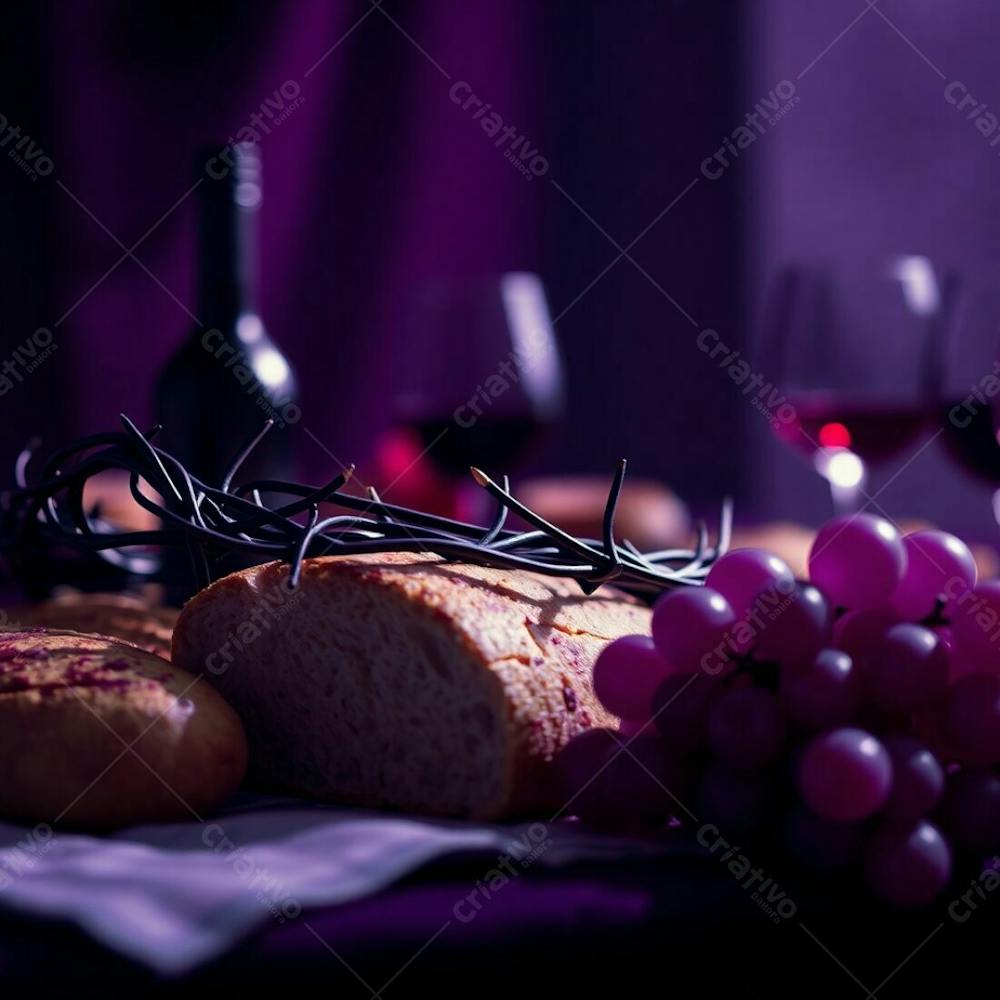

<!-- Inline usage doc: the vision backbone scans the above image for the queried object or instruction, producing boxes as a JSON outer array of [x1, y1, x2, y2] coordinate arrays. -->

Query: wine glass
[[759, 257, 959, 513], [938, 279, 1000, 520], [383, 273, 565, 517]]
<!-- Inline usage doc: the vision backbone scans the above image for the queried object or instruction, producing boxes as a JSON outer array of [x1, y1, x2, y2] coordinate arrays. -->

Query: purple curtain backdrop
[[0, 0, 743, 511], [48, 1, 544, 460], [0, 0, 747, 519]]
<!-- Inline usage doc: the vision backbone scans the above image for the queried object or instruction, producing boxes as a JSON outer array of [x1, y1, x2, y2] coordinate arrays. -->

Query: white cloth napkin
[[0, 797, 664, 975]]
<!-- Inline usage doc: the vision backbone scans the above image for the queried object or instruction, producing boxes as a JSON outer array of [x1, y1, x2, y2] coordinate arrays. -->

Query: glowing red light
[[819, 422, 852, 449]]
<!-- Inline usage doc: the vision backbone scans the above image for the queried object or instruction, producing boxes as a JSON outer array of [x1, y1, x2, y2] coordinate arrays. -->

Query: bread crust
[[0, 629, 246, 828], [173, 554, 651, 818], [3, 593, 177, 659]]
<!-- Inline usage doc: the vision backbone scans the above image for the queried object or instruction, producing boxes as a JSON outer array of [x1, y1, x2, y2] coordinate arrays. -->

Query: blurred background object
[[517, 475, 691, 552], [154, 141, 299, 486]]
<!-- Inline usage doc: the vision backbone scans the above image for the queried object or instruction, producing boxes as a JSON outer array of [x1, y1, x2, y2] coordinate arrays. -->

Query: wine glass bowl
[[760, 257, 957, 510], [938, 278, 1000, 521], [393, 272, 565, 485]]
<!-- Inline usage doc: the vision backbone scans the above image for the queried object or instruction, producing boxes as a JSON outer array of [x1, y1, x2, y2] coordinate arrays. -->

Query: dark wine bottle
[[154, 142, 298, 488]]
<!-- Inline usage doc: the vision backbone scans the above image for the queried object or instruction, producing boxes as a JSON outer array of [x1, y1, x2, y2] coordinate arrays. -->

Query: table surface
[[0, 835, 988, 999]]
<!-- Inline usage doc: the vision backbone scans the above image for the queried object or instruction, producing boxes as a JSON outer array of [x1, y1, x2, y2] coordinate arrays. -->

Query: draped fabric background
[[0, 0, 742, 510], [6, 1, 998, 529]]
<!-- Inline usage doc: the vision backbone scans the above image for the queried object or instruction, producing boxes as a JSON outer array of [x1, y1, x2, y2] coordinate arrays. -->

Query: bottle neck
[[195, 144, 262, 328], [196, 189, 258, 326]]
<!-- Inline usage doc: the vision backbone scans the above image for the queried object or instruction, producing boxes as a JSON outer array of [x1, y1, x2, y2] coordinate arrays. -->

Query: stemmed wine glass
[[759, 257, 959, 513], [387, 273, 565, 518]]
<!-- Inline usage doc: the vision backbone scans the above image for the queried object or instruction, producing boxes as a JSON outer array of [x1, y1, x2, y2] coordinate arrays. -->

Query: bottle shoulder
[[155, 322, 298, 399]]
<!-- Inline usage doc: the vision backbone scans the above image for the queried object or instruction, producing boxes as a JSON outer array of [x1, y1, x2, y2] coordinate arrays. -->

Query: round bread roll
[[172, 554, 652, 819], [0, 629, 247, 828], [2, 592, 177, 660]]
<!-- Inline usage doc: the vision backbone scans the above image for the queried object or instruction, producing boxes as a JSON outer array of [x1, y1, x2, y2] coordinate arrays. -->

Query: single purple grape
[[881, 735, 944, 821], [652, 673, 722, 750], [592, 634, 671, 722], [950, 580, 1000, 677], [552, 728, 618, 804], [832, 607, 900, 663], [651, 587, 736, 676], [753, 582, 831, 669], [942, 673, 1000, 764], [780, 648, 860, 730], [865, 820, 952, 906], [809, 514, 906, 610], [707, 686, 786, 771], [891, 530, 976, 622], [706, 549, 795, 653], [798, 728, 892, 823], [864, 623, 950, 713], [939, 768, 1000, 854]]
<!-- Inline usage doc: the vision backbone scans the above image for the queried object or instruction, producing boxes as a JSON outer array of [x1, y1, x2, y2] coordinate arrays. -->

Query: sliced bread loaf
[[172, 554, 651, 819]]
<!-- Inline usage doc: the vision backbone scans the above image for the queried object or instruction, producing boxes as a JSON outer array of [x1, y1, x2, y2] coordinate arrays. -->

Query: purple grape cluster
[[556, 514, 1000, 908]]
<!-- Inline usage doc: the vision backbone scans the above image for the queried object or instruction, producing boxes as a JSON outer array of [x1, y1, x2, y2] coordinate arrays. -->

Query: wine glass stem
[[829, 481, 862, 516], [815, 448, 867, 516]]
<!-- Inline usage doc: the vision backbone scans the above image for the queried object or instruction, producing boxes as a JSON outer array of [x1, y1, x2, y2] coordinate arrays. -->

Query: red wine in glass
[[775, 395, 930, 465], [760, 258, 956, 512], [412, 415, 549, 478], [387, 274, 564, 515]]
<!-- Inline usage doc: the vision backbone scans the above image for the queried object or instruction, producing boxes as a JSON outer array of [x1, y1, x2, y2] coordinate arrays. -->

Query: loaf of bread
[[0, 629, 246, 828], [172, 553, 651, 819], [2, 592, 177, 659]]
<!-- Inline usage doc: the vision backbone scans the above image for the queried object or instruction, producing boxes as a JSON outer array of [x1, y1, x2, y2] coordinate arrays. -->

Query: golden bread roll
[[0, 629, 246, 828], [2, 592, 177, 660]]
